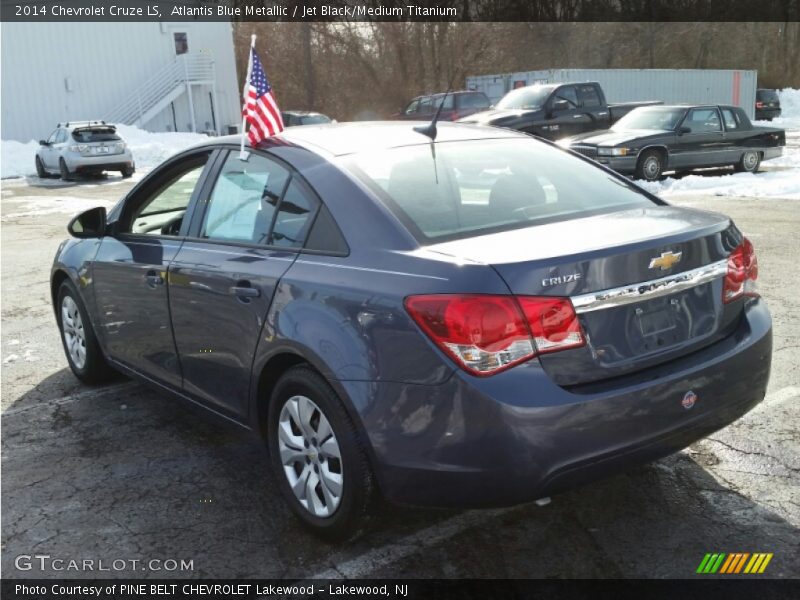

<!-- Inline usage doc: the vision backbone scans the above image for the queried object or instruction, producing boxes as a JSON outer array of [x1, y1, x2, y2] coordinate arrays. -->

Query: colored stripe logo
[[697, 553, 773, 574]]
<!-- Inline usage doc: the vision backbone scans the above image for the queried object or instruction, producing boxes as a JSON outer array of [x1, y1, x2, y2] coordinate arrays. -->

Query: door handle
[[229, 281, 260, 298], [145, 270, 164, 287]]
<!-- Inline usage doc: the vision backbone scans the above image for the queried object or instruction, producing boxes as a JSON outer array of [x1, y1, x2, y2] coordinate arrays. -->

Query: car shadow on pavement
[[2, 371, 797, 579], [23, 173, 129, 189]]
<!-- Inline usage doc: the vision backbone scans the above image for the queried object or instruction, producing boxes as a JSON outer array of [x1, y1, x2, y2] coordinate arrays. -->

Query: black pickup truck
[[459, 81, 661, 140]]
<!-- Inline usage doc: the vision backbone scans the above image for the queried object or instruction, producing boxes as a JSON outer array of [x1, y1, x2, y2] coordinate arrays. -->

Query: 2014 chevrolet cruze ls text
[[52, 123, 771, 538]]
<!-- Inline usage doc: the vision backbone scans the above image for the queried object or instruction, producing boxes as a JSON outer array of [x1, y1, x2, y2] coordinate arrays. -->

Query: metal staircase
[[104, 54, 217, 132]]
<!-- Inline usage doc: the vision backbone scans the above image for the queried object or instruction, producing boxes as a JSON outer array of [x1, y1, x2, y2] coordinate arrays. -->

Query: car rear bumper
[[343, 298, 771, 508], [755, 108, 781, 120], [64, 151, 134, 172]]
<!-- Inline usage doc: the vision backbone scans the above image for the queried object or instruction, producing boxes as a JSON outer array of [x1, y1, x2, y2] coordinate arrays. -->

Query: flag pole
[[239, 34, 256, 160]]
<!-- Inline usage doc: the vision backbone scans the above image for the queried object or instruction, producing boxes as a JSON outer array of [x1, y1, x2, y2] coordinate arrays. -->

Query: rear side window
[[271, 179, 319, 248], [201, 153, 290, 244], [345, 138, 655, 243], [578, 85, 601, 107], [458, 93, 491, 110], [721, 109, 739, 130], [72, 128, 121, 143]]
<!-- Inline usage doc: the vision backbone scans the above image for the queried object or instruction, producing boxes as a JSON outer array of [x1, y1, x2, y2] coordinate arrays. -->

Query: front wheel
[[267, 366, 375, 540], [735, 150, 761, 173], [635, 150, 664, 181], [35, 156, 48, 178], [57, 280, 116, 383]]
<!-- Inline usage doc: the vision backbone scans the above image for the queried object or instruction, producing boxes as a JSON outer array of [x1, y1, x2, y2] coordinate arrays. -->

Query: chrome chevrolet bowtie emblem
[[649, 251, 683, 271]]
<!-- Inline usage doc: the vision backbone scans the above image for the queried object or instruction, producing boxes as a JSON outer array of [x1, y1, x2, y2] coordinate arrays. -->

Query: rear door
[[92, 149, 215, 387], [168, 149, 320, 416]]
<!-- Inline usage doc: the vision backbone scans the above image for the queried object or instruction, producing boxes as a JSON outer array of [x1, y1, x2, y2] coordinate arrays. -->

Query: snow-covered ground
[[1, 125, 207, 179]]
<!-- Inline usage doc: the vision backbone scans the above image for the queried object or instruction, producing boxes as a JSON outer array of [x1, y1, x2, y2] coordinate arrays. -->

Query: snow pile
[[639, 168, 800, 200], [1, 125, 208, 179]]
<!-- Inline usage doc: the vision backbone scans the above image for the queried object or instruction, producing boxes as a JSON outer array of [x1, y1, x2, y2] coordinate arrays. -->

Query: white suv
[[35, 121, 135, 180]]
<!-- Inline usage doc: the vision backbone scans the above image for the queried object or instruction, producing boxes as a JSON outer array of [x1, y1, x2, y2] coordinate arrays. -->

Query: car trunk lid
[[425, 205, 743, 385]]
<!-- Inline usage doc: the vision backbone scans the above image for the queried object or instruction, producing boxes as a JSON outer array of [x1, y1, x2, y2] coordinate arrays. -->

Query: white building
[[1, 22, 241, 142]]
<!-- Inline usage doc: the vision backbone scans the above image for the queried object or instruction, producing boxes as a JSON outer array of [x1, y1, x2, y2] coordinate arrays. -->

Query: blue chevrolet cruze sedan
[[52, 122, 771, 538]]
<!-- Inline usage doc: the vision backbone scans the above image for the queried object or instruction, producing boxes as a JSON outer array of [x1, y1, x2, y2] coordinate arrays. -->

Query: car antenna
[[413, 88, 452, 141]]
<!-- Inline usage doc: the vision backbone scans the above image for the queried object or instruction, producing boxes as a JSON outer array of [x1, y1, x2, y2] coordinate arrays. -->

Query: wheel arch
[[638, 144, 669, 166]]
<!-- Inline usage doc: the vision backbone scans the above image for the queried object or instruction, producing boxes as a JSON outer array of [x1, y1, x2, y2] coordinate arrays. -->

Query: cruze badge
[[682, 391, 697, 410], [649, 251, 683, 271], [542, 273, 581, 287]]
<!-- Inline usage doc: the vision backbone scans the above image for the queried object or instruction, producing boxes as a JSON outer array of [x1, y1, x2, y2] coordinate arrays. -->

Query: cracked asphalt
[[1, 172, 798, 579]]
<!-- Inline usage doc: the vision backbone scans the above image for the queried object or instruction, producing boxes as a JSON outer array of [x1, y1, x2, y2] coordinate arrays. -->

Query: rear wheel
[[635, 149, 664, 181], [56, 280, 116, 383], [59, 158, 74, 181], [267, 366, 375, 540], [121, 165, 134, 178], [735, 150, 761, 173]]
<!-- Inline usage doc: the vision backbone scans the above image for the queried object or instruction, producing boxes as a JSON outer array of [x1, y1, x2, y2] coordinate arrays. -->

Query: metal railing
[[104, 54, 216, 130]]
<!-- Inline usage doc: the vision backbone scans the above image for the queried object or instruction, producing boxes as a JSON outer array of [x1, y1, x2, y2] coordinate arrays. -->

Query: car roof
[[197, 121, 526, 157], [282, 111, 327, 117], [411, 90, 486, 100], [57, 120, 114, 130]]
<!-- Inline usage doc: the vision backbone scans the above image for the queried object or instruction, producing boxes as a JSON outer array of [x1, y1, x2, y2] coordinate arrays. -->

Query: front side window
[[404, 100, 420, 115], [345, 138, 655, 243], [553, 86, 578, 108], [201, 153, 290, 245], [127, 154, 210, 235], [722, 109, 739, 130], [47, 129, 59, 144], [56, 129, 68, 144], [685, 108, 722, 133]]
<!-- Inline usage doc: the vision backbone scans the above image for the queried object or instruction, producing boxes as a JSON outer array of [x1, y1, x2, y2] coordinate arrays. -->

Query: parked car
[[52, 122, 771, 539], [459, 81, 661, 140], [562, 104, 785, 181], [36, 121, 135, 180], [395, 90, 491, 121], [755, 89, 782, 121], [281, 111, 333, 127]]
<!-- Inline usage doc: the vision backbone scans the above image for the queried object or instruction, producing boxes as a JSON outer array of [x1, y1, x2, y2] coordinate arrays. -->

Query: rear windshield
[[756, 90, 779, 102], [71, 128, 121, 142], [344, 138, 656, 243]]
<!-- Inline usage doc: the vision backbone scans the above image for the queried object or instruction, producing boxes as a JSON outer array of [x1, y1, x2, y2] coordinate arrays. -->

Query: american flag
[[243, 48, 284, 145]]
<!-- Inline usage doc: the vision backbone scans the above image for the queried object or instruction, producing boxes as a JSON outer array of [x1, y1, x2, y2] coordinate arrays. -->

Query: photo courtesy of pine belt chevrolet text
[[51, 121, 771, 539]]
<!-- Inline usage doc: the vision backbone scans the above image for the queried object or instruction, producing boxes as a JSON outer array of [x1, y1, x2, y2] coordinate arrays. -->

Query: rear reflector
[[723, 237, 759, 303], [404, 294, 585, 376]]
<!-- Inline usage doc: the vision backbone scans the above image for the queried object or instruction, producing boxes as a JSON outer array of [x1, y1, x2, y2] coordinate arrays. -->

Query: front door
[[168, 150, 320, 416], [671, 107, 727, 168], [41, 128, 62, 169], [91, 150, 215, 387], [540, 85, 584, 140]]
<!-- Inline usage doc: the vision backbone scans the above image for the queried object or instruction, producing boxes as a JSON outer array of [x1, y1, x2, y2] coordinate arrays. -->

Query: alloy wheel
[[277, 395, 344, 518], [61, 296, 86, 369]]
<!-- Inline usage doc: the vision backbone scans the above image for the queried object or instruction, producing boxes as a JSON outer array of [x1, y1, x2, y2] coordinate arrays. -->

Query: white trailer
[[467, 69, 758, 119]]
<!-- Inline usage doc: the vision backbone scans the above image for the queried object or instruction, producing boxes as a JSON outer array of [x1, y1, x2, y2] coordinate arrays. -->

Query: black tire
[[121, 165, 135, 178], [56, 280, 117, 384], [735, 150, 761, 174], [267, 365, 375, 540], [35, 156, 47, 178], [59, 158, 74, 181], [635, 149, 664, 182]]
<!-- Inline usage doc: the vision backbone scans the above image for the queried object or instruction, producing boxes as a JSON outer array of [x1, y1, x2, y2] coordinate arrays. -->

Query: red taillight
[[404, 294, 585, 376], [723, 237, 759, 303], [756, 101, 765, 108]]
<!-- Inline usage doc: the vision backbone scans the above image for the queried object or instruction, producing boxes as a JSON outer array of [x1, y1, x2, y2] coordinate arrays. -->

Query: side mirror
[[678, 126, 692, 135], [68, 207, 107, 239], [39, 139, 49, 146]]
